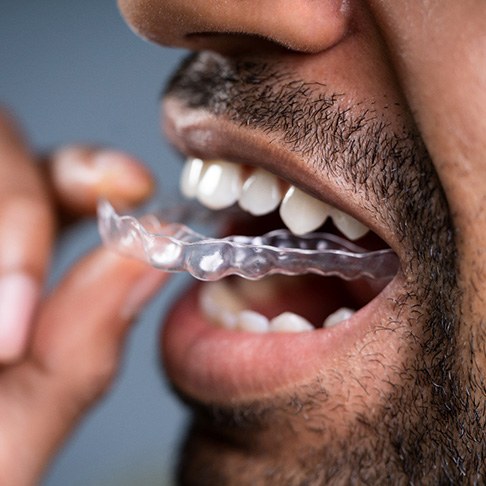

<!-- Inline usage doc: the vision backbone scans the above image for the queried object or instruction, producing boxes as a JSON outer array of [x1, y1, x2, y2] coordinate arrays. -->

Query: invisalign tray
[[98, 200, 399, 281]]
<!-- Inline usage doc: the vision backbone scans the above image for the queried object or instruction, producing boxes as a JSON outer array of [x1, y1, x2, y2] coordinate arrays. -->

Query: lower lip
[[162, 274, 403, 403]]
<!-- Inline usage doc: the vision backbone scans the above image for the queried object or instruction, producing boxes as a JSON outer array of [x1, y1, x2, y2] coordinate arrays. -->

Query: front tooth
[[238, 169, 282, 216], [197, 160, 243, 209], [236, 310, 270, 333], [269, 312, 314, 332], [331, 209, 369, 241], [279, 186, 331, 235], [180, 157, 205, 198], [323, 307, 355, 328]]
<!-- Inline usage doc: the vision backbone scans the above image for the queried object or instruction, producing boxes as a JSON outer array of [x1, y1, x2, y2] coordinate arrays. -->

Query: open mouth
[[101, 96, 408, 402], [101, 151, 403, 399], [99, 153, 399, 332], [179, 156, 397, 333]]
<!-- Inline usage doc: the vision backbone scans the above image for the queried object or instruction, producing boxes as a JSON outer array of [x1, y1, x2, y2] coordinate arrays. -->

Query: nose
[[118, 0, 353, 54]]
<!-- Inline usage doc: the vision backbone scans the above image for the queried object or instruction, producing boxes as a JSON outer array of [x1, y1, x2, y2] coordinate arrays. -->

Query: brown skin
[[0, 0, 484, 484], [118, 0, 485, 483], [364, 1, 486, 401]]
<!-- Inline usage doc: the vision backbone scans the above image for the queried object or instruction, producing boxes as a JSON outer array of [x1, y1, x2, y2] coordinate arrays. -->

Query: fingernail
[[120, 269, 166, 320], [0, 272, 38, 361], [93, 150, 154, 207]]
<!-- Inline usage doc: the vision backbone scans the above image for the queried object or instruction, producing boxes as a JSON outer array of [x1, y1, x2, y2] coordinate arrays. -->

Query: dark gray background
[[1, 1, 189, 484]]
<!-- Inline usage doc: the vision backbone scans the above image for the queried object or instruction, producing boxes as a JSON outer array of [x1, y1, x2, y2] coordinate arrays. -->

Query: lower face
[[156, 35, 481, 486]]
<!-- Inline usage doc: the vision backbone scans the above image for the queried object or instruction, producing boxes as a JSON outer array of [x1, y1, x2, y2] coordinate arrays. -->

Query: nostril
[[185, 32, 293, 56]]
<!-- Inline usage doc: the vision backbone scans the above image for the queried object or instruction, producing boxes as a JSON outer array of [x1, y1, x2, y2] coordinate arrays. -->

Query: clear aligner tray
[[97, 199, 399, 281]]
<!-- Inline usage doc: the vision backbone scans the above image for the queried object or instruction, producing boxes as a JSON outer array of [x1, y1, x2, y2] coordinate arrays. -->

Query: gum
[[97, 200, 399, 281]]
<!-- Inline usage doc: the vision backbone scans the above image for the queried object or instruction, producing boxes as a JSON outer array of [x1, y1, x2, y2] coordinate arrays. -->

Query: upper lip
[[162, 96, 405, 265]]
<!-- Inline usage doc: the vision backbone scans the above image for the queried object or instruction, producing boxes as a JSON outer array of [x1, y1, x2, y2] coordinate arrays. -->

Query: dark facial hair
[[164, 52, 484, 484]]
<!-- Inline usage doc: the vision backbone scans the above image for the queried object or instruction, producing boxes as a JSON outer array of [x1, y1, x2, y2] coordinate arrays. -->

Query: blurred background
[[1, 1, 189, 484]]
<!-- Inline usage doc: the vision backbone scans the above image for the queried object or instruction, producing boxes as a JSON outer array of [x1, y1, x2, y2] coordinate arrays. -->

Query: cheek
[[437, 157, 486, 335]]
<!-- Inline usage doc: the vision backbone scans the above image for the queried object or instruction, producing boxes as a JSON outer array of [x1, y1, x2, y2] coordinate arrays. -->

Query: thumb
[[0, 249, 168, 485]]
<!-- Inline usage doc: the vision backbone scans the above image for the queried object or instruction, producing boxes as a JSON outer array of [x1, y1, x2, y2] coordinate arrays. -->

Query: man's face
[[119, 1, 485, 483]]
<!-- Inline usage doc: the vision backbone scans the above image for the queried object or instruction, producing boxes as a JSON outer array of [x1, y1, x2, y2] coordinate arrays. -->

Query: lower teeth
[[269, 312, 314, 333], [324, 307, 355, 327], [199, 280, 355, 333]]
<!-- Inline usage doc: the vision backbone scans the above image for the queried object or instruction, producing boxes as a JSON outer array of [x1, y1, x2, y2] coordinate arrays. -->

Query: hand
[[0, 109, 168, 485]]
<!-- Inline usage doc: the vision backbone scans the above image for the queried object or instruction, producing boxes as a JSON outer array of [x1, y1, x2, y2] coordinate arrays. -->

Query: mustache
[[164, 52, 455, 281]]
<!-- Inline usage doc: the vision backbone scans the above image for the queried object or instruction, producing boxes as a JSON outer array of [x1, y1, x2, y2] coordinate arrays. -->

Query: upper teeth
[[194, 159, 243, 210], [279, 186, 331, 235], [239, 168, 282, 216], [180, 157, 370, 240], [330, 208, 369, 241]]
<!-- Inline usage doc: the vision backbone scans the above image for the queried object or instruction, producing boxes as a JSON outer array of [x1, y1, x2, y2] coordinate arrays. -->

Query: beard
[[164, 52, 484, 484]]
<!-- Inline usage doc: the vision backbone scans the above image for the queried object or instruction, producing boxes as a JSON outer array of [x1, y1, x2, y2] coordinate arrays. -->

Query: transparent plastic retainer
[[97, 199, 399, 282]]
